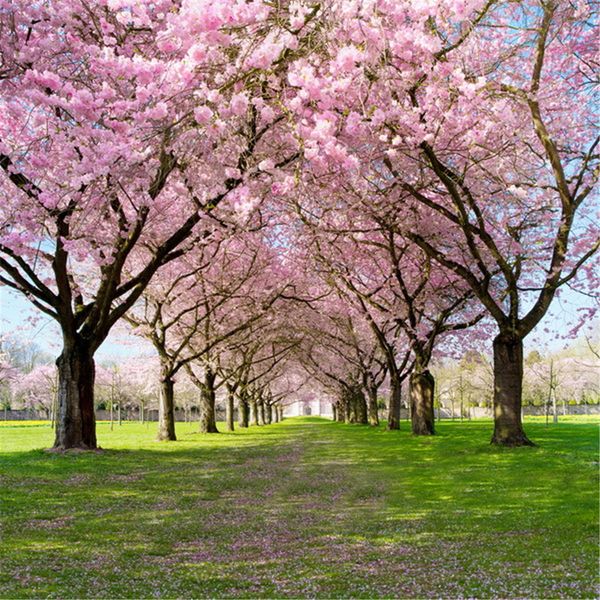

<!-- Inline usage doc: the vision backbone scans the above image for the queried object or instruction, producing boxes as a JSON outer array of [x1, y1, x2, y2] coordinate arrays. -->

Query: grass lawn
[[0, 416, 598, 598]]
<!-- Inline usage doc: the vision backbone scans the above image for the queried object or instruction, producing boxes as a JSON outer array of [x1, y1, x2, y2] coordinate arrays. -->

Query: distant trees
[[0, 0, 596, 450], [432, 348, 599, 419]]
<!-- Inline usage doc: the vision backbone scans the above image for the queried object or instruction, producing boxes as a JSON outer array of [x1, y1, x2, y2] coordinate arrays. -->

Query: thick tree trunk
[[367, 386, 379, 426], [387, 376, 402, 430], [199, 391, 219, 433], [410, 370, 435, 435], [157, 374, 176, 441], [199, 369, 219, 433], [258, 400, 266, 425], [356, 388, 368, 425], [337, 399, 346, 422], [238, 398, 249, 428], [226, 391, 235, 431], [345, 395, 354, 424], [491, 334, 534, 446], [277, 406, 284, 421], [332, 403, 337, 422], [251, 400, 259, 425], [266, 403, 273, 424], [199, 367, 219, 433], [54, 342, 97, 449]]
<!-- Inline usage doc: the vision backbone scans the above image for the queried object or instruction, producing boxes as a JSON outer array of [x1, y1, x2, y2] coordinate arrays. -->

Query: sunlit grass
[[0, 417, 597, 598]]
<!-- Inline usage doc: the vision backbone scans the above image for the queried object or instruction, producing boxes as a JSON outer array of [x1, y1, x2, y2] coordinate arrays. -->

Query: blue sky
[[0, 288, 152, 361]]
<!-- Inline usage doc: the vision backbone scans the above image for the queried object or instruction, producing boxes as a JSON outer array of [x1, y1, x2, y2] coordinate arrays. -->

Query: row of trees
[[0, 0, 597, 448], [4, 348, 598, 426], [2, 329, 597, 432], [0, 336, 303, 430]]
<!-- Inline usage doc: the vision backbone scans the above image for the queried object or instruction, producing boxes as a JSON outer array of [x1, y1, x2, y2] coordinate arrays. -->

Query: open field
[[1, 417, 598, 598]]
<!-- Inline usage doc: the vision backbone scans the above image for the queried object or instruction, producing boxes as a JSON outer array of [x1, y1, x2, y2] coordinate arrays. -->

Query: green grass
[[0, 416, 598, 598]]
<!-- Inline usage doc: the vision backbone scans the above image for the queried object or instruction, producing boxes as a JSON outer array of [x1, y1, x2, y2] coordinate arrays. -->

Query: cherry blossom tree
[[12, 364, 57, 418], [0, 1, 322, 448], [285, 0, 598, 444], [1, 0, 596, 452], [125, 233, 289, 439]]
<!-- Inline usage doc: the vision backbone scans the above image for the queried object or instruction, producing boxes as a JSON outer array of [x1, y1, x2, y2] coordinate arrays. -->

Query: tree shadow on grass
[[0, 418, 597, 598]]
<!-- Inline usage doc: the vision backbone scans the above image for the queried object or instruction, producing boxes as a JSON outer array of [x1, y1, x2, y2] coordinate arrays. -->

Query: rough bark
[[387, 376, 402, 430], [238, 398, 249, 428], [54, 341, 97, 449], [491, 334, 534, 446], [356, 387, 368, 425], [199, 391, 219, 433], [197, 368, 219, 433], [157, 374, 176, 441], [410, 370, 435, 435], [367, 386, 379, 426]]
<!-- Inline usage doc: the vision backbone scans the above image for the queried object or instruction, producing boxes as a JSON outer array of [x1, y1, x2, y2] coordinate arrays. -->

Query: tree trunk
[[410, 370, 435, 436], [53, 342, 97, 449], [258, 399, 266, 425], [387, 376, 401, 431], [491, 334, 533, 446], [226, 390, 235, 431], [277, 406, 284, 421], [367, 386, 379, 426], [199, 391, 219, 433], [238, 398, 249, 428], [332, 403, 337, 422], [157, 374, 176, 441], [337, 399, 346, 422], [50, 383, 58, 429], [356, 387, 368, 424], [198, 369, 219, 433], [251, 400, 259, 426], [266, 403, 273, 424], [345, 394, 354, 424]]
